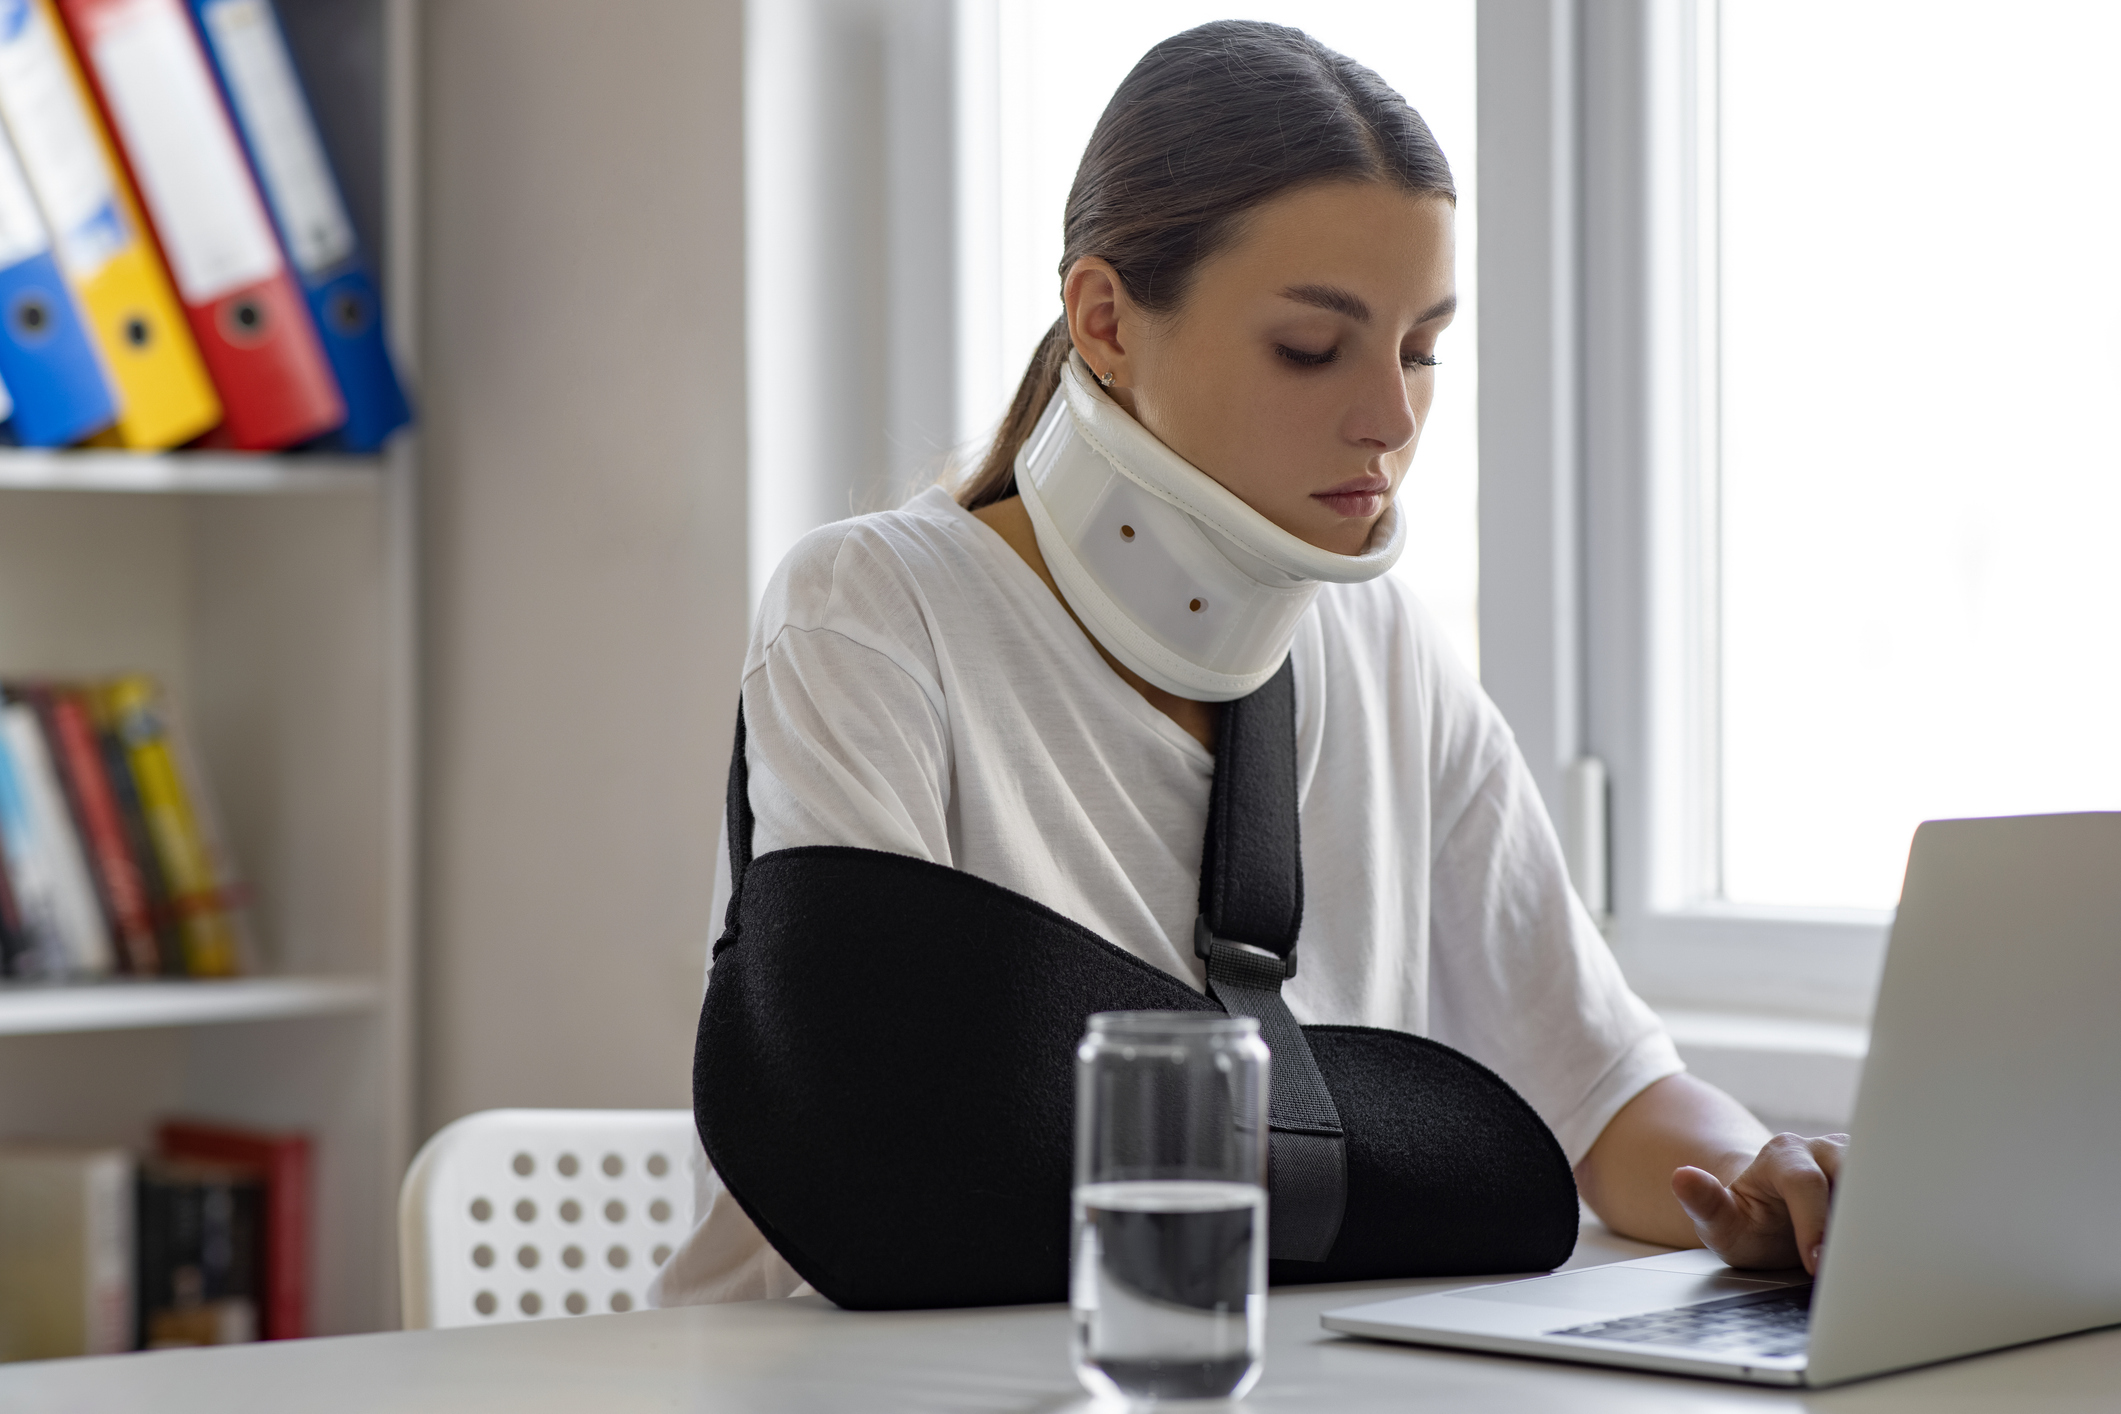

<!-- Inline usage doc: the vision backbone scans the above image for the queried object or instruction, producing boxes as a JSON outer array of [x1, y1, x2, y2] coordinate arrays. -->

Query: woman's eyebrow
[[1415, 292, 1458, 323], [1279, 285, 1458, 325], [1281, 283, 1371, 321]]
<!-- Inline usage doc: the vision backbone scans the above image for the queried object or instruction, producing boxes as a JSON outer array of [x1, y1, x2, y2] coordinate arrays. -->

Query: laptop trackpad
[[1455, 1267, 1792, 1315]]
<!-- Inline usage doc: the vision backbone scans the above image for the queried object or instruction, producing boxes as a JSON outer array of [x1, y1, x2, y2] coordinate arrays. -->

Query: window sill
[[1659, 1007, 1868, 1132], [1613, 907, 1891, 1023]]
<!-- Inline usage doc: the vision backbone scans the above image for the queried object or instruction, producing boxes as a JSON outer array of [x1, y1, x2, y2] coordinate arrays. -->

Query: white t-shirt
[[648, 486, 1682, 1307]]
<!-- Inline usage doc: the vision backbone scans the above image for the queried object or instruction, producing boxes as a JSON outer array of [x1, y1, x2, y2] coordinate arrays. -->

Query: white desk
[[8, 1226, 2117, 1411]]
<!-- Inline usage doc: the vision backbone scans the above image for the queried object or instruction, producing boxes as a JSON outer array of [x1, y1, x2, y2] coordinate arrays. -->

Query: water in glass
[[1072, 1178, 1266, 1401]]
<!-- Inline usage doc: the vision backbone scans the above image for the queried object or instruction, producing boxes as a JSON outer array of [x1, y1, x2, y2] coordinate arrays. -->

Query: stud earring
[[1098, 370, 1115, 389]]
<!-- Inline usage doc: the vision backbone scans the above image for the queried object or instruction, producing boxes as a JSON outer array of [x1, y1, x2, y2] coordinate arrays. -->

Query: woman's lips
[[1312, 477, 1390, 519]]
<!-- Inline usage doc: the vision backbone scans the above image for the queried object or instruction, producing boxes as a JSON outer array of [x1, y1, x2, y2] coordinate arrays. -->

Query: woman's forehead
[[1198, 184, 1455, 317]]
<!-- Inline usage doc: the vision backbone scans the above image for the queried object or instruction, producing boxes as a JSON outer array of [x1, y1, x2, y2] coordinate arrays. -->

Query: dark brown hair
[[957, 20, 1456, 511]]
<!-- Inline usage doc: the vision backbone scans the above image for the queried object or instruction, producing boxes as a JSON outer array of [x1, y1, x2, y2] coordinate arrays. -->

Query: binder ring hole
[[11, 292, 50, 341], [219, 297, 269, 346], [329, 290, 369, 335]]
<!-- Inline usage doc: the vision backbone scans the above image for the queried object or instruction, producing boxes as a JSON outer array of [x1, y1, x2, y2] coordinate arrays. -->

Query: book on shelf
[[0, 673, 250, 980], [157, 1118, 309, 1339], [136, 1154, 264, 1347], [28, 683, 159, 971], [0, 1143, 135, 1362], [0, 692, 111, 975]]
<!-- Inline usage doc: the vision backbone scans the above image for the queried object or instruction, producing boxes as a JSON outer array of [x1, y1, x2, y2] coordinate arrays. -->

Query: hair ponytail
[[960, 317, 1072, 512], [956, 20, 1454, 511]]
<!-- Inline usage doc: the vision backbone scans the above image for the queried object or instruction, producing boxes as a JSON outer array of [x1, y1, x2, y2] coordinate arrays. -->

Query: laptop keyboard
[[1549, 1285, 1813, 1359]]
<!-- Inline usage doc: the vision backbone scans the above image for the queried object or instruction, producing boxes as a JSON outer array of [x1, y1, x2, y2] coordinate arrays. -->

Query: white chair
[[398, 1109, 696, 1329]]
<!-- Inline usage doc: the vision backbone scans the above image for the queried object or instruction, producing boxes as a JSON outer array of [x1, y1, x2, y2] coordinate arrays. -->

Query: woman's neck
[[972, 495, 1219, 753]]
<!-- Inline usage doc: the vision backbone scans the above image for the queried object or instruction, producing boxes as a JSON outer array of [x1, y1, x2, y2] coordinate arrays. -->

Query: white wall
[[417, 0, 750, 1132]]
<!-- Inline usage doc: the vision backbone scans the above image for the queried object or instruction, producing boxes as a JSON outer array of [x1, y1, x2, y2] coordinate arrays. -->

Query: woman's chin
[[1280, 519, 1380, 557]]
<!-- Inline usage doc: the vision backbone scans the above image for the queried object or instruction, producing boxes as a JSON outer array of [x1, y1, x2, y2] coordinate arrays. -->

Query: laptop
[[1322, 812, 2121, 1387]]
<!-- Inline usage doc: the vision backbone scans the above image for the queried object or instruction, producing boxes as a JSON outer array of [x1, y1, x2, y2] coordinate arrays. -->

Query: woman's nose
[[1345, 354, 1419, 451]]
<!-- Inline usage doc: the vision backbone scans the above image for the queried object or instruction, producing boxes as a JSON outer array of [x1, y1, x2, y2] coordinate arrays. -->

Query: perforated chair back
[[399, 1108, 696, 1329]]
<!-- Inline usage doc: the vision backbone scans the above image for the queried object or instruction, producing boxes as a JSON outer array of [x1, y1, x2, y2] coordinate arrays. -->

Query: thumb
[[1671, 1165, 1736, 1235]]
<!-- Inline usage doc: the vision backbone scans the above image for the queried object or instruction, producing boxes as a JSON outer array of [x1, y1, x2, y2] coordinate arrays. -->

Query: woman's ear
[[1063, 257, 1132, 390]]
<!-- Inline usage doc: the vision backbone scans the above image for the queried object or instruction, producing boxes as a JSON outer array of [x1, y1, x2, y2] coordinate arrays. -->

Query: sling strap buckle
[[1193, 916, 1298, 979]]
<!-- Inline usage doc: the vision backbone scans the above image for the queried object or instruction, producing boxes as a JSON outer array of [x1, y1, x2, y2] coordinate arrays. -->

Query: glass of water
[[1072, 1011, 1269, 1404]]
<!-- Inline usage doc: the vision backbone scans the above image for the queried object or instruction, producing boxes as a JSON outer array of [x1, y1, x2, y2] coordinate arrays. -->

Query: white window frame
[[1479, 0, 1889, 1027]]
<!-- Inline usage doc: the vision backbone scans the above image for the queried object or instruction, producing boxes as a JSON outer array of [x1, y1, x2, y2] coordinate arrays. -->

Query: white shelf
[[0, 448, 384, 494], [0, 975, 383, 1036]]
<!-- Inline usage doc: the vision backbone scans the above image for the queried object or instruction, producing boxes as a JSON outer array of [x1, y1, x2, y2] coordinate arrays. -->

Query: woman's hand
[[1576, 1073, 1846, 1265], [1673, 1132, 1848, 1276]]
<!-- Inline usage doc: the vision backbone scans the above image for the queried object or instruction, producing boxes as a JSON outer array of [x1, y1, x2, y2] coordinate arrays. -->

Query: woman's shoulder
[[750, 486, 1002, 668]]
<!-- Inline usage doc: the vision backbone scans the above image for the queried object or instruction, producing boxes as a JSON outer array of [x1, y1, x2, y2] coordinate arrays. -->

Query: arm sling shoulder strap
[[693, 659, 1579, 1310]]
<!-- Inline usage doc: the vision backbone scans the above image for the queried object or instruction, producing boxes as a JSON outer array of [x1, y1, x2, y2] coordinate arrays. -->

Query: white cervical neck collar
[[1013, 353, 1403, 702]]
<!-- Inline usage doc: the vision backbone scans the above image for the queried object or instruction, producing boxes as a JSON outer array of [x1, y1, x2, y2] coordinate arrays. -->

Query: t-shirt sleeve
[[740, 532, 954, 864], [1426, 749, 1682, 1164], [1405, 608, 1683, 1165]]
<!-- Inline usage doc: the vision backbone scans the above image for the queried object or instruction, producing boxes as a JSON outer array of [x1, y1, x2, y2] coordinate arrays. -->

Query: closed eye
[[1275, 343, 1338, 367], [1403, 351, 1441, 368]]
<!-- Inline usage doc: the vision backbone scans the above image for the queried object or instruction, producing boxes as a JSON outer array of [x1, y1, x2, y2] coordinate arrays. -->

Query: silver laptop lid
[[1808, 813, 2121, 1386]]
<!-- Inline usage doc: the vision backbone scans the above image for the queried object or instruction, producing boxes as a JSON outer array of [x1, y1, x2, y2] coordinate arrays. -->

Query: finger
[[1808, 1134, 1849, 1182], [1756, 1137, 1834, 1275], [1678, 1164, 1798, 1269], [1671, 1165, 1738, 1241]]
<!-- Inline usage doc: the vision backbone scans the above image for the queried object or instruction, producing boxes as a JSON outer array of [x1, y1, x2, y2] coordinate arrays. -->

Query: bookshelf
[[0, 450, 383, 492], [0, 0, 416, 1338], [0, 975, 383, 1036]]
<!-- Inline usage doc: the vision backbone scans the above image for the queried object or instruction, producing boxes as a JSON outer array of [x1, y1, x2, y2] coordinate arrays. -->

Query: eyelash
[[1274, 344, 1442, 370]]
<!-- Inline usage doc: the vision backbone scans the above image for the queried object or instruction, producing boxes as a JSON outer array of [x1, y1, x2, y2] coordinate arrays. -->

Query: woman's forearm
[[1574, 1072, 1772, 1248]]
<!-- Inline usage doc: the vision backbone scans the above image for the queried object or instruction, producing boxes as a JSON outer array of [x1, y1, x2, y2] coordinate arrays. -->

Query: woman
[[653, 20, 1842, 1307]]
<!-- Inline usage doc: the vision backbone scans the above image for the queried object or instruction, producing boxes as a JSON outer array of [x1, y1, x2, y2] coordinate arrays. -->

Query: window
[[966, 1, 1482, 671], [1489, 2, 2121, 1021], [1716, 0, 2121, 910]]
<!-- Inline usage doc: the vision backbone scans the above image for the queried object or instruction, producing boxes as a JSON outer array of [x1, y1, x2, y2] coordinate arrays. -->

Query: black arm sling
[[692, 659, 1578, 1310]]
